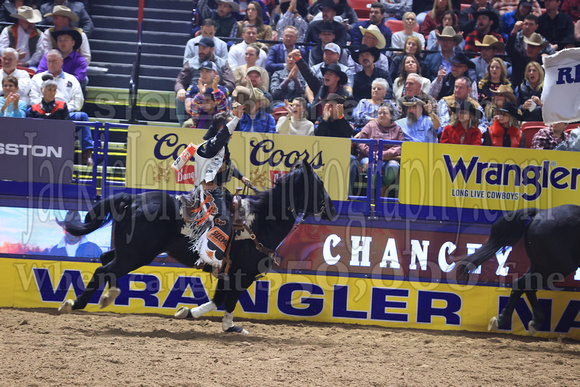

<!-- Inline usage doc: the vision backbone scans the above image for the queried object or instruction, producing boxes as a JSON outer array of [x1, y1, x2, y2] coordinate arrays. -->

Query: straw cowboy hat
[[401, 96, 426, 107], [358, 24, 386, 50], [523, 33, 549, 48], [44, 5, 79, 23], [435, 26, 463, 45], [10, 6, 42, 24], [490, 84, 517, 104], [474, 35, 505, 51], [232, 82, 270, 107]]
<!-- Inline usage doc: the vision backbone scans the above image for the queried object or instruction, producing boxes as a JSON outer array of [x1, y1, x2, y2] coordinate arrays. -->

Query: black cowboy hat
[[321, 93, 346, 103], [55, 210, 82, 227], [351, 44, 380, 64], [558, 35, 580, 50], [473, 10, 500, 32], [498, 101, 523, 121], [317, 0, 344, 15], [457, 100, 483, 119], [450, 52, 476, 69], [320, 63, 348, 85], [51, 27, 82, 51]]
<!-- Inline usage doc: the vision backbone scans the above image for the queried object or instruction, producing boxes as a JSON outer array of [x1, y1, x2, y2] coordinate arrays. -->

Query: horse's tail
[[64, 193, 134, 236], [456, 207, 539, 280]]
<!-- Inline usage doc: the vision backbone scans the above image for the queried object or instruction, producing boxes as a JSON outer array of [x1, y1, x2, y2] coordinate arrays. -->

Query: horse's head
[[290, 159, 336, 221]]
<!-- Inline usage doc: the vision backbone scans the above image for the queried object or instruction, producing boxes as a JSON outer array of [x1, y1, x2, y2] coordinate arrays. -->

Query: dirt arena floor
[[1, 308, 579, 387]]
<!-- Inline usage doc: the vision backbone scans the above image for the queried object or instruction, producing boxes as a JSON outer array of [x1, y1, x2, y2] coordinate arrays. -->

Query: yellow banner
[[399, 142, 580, 211], [1, 257, 578, 339], [126, 126, 351, 200]]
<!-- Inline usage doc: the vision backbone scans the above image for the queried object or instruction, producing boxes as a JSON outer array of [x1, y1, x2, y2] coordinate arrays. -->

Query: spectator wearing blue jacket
[[233, 86, 275, 132]]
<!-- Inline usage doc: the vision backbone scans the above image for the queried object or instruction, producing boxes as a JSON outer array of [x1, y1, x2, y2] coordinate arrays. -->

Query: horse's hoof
[[58, 299, 74, 314], [225, 325, 249, 334], [174, 307, 191, 319], [98, 287, 121, 309], [528, 320, 538, 335], [488, 316, 499, 332]]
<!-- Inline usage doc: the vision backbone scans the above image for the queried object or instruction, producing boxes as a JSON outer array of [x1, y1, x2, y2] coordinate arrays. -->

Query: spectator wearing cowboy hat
[[40, 0, 94, 38], [440, 99, 483, 145], [423, 26, 463, 81], [0, 6, 44, 68], [307, 0, 359, 26], [37, 27, 86, 84], [212, 0, 239, 38], [348, 24, 390, 74], [305, 0, 348, 46], [291, 49, 353, 118], [314, 93, 353, 138], [352, 44, 392, 101], [40, 5, 91, 64], [429, 52, 478, 100], [232, 83, 276, 133], [459, 0, 501, 36], [469, 35, 506, 82], [49, 210, 102, 258], [395, 96, 437, 143], [483, 100, 525, 147], [506, 31, 546, 89], [485, 83, 517, 121], [464, 9, 505, 53], [510, 14, 555, 57], [350, 2, 392, 48]]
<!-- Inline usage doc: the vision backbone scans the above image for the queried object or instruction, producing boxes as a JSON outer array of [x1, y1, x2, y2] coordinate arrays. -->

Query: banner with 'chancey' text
[[399, 142, 580, 211], [0, 117, 75, 183], [125, 126, 351, 200]]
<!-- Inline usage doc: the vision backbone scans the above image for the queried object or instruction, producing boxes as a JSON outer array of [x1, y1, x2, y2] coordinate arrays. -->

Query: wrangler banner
[[399, 142, 580, 211], [125, 126, 351, 200], [1, 257, 578, 339]]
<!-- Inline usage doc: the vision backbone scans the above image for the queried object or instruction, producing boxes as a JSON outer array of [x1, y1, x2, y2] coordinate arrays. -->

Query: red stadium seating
[[385, 19, 420, 33], [521, 121, 547, 148], [347, 0, 372, 19]]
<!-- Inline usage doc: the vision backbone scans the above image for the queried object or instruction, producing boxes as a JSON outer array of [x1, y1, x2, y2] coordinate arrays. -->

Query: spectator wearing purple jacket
[[37, 27, 86, 84]]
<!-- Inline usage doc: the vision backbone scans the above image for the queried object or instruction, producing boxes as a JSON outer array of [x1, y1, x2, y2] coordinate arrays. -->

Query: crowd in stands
[[0, 0, 93, 164], [177, 0, 580, 195], [1, 0, 579, 191]]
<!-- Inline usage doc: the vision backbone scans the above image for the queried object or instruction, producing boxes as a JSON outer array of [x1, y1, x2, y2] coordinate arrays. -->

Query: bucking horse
[[58, 160, 335, 333]]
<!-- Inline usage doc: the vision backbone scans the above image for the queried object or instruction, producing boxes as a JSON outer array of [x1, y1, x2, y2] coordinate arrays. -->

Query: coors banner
[[541, 48, 580, 125]]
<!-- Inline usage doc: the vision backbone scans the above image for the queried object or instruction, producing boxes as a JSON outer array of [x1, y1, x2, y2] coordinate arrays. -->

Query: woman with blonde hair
[[516, 61, 544, 122], [477, 57, 510, 103], [391, 12, 425, 52], [483, 101, 525, 147]]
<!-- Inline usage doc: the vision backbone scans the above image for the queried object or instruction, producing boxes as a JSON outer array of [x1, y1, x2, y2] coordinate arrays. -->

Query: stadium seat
[[385, 19, 419, 33], [347, 0, 372, 19], [521, 122, 546, 148], [461, 3, 470, 11]]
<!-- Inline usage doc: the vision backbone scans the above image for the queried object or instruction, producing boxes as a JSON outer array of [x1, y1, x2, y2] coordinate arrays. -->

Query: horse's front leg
[[220, 269, 255, 334], [488, 271, 530, 331], [525, 290, 544, 335]]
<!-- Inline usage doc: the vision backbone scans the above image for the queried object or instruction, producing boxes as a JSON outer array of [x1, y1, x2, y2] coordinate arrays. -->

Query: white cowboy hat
[[44, 5, 79, 23], [359, 24, 386, 50], [10, 6, 42, 24]]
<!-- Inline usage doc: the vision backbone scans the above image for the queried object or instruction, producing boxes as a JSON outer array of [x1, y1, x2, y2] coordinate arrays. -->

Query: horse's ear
[[293, 159, 313, 175]]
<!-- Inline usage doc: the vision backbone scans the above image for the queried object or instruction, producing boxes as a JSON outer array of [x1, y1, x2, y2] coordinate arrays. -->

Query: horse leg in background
[[525, 290, 545, 335], [174, 273, 226, 319], [58, 255, 136, 313], [488, 269, 531, 332]]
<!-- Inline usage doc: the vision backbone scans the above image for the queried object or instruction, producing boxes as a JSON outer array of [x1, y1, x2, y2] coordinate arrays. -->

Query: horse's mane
[[247, 167, 304, 219]]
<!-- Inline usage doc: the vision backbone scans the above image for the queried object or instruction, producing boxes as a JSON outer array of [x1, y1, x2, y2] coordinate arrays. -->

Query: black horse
[[457, 205, 580, 335], [58, 160, 335, 333]]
